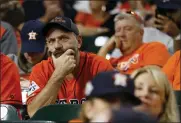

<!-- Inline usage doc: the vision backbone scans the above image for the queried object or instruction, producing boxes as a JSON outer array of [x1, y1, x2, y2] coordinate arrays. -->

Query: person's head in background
[[128, 0, 147, 10], [131, 65, 180, 122], [89, 0, 117, 14], [0, 0, 24, 29], [20, 20, 47, 65], [154, 0, 181, 37], [43, 16, 82, 63], [114, 11, 144, 55], [23, 0, 77, 23], [80, 71, 141, 122]]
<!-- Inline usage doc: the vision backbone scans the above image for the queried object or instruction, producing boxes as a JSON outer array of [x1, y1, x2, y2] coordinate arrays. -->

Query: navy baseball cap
[[20, 20, 46, 53], [85, 71, 141, 104], [155, 0, 181, 9], [112, 108, 158, 123], [42, 16, 79, 36]]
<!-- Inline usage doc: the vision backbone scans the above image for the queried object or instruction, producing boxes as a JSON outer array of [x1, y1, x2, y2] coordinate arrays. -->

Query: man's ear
[[77, 35, 82, 49]]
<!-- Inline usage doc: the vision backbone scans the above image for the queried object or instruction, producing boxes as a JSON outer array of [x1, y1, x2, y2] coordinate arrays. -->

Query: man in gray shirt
[[0, 21, 18, 55]]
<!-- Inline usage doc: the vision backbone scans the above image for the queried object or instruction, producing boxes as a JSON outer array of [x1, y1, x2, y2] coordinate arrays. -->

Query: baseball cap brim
[[42, 23, 74, 36], [21, 40, 45, 53]]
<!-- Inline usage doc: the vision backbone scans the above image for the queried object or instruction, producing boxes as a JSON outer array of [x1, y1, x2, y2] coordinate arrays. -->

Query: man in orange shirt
[[27, 16, 114, 117], [98, 11, 171, 74], [162, 50, 180, 90], [0, 53, 22, 107]]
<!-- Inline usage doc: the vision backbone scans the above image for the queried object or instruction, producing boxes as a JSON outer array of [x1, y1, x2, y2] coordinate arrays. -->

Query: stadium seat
[[30, 104, 81, 122], [19, 105, 30, 120], [0, 104, 20, 121], [174, 91, 181, 105]]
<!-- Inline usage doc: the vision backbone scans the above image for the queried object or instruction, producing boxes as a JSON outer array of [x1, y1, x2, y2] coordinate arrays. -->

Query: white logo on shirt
[[27, 81, 40, 96], [117, 54, 140, 71], [85, 81, 94, 96], [28, 31, 37, 40]]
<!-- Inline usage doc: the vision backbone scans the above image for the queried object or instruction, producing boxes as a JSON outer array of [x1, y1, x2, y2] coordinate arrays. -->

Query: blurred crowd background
[[1, 0, 180, 56]]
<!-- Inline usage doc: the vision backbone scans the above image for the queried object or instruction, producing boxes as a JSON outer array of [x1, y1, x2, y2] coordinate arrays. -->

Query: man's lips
[[54, 53, 62, 58], [53, 51, 63, 56]]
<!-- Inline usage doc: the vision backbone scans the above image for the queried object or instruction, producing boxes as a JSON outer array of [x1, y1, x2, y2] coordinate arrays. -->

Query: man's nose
[[115, 30, 125, 37], [54, 39, 63, 49]]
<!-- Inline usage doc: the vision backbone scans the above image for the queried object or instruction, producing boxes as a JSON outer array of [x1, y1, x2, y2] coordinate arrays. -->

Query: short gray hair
[[114, 12, 144, 28]]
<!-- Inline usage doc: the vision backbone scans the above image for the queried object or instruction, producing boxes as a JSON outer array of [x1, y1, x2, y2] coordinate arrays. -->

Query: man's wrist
[[50, 70, 65, 84]]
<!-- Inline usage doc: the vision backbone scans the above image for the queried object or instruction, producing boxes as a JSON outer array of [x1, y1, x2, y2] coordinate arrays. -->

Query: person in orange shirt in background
[[75, 0, 118, 37], [98, 11, 170, 74], [162, 50, 180, 90], [0, 53, 22, 108], [27, 16, 114, 117]]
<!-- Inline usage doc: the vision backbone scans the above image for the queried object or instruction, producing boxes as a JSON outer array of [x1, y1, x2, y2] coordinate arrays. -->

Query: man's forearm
[[39, 15, 50, 24], [77, 25, 98, 36], [27, 74, 64, 117], [97, 46, 110, 58]]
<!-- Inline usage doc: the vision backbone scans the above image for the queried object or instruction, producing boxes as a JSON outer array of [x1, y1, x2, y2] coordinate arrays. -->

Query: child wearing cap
[[9, 20, 48, 88], [78, 70, 141, 122]]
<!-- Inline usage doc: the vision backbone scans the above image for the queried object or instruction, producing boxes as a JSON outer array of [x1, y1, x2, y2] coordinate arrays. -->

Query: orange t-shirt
[[0, 26, 6, 39], [110, 42, 171, 74], [75, 12, 103, 27], [26, 52, 114, 104], [0, 53, 22, 105], [162, 50, 180, 90]]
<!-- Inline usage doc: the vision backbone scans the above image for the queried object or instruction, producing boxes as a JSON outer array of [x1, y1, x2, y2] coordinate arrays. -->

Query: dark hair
[[1, 2, 24, 28]]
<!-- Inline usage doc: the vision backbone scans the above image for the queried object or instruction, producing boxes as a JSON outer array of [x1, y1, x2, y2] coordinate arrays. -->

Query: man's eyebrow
[[47, 34, 70, 40], [124, 26, 133, 28], [115, 25, 132, 30]]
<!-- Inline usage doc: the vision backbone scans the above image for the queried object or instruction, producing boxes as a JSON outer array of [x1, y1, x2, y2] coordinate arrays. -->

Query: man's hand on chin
[[52, 49, 76, 78]]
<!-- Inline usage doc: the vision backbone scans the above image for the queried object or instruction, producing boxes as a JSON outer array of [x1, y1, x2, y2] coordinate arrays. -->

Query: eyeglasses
[[126, 11, 143, 24]]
